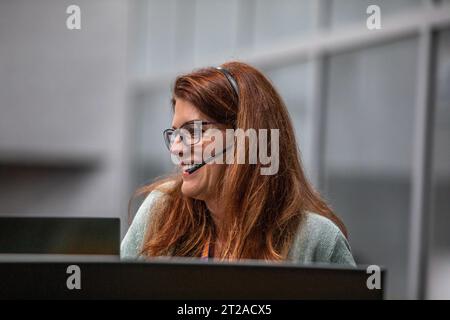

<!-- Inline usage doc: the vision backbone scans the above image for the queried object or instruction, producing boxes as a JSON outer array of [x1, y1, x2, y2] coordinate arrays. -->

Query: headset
[[184, 66, 239, 175]]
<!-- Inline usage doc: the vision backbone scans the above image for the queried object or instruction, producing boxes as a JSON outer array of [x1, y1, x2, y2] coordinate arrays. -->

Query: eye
[[182, 125, 199, 136], [186, 126, 196, 134]]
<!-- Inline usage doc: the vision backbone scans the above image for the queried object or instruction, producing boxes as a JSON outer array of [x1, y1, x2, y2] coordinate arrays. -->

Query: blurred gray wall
[[0, 0, 130, 237]]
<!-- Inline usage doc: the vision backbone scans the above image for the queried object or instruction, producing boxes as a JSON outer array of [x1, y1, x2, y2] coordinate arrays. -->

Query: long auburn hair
[[133, 61, 347, 260]]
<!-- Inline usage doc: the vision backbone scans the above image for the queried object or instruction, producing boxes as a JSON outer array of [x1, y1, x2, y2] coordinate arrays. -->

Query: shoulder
[[120, 182, 173, 259], [288, 212, 356, 266], [139, 180, 176, 209], [131, 181, 173, 228]]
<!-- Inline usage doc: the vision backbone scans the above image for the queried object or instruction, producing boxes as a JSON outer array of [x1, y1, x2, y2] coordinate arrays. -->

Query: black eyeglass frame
[[162, 120, 218, 150]]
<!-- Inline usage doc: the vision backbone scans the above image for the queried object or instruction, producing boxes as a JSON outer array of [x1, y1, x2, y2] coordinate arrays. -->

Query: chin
[[181, 180, 206, 200]]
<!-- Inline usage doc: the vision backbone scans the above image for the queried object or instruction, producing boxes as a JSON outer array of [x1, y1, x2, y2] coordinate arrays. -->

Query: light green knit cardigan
[[121, 189, 356, 266]]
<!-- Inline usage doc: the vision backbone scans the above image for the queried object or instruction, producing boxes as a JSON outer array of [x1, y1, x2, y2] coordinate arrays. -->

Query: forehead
[[172, 98, 208, 127]]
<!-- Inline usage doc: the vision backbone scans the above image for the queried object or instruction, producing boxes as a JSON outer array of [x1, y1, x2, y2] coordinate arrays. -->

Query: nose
[[169, 135, 185, 158]]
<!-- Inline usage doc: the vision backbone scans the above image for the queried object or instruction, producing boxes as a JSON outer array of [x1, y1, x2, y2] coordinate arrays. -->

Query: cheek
[[181, 164, 226, 200], [206, 164, 225, 184]]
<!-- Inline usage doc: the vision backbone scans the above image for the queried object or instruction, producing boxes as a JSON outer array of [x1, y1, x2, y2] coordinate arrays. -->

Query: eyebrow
[[172, 119, 207, 129]]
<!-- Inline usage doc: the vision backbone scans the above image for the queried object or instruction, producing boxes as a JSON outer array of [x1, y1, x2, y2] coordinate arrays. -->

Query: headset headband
[[216, 66, 239, 99]]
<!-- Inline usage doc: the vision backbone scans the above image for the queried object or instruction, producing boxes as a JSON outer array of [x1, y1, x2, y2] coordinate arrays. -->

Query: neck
[[204, 196, 225, 241]]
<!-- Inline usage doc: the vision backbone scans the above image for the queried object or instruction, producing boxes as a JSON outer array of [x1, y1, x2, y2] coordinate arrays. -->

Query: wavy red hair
[[133, 61, 347, 260]]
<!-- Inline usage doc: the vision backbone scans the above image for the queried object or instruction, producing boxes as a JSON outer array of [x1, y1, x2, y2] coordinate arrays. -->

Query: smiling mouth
[[181, 164, 197, 172], [180, 161, 202, 172]]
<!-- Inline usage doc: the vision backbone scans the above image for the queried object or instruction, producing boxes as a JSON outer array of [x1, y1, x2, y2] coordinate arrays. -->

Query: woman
[[121, 61, 355, 265]]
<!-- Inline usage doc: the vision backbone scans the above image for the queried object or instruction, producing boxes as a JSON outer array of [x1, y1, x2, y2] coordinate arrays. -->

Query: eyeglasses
[[163, 120, 217, 150]]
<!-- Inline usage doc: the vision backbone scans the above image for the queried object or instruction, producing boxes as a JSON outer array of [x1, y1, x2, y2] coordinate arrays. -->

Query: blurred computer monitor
[[0, 217, 120, 256], [0, 259, 384, 299]]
